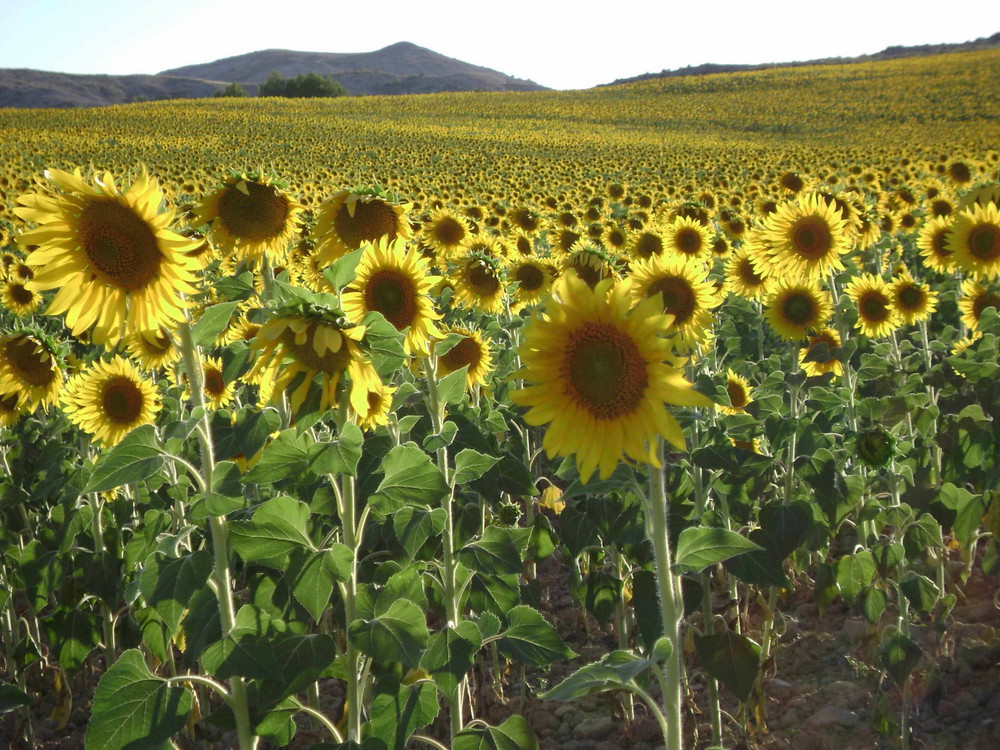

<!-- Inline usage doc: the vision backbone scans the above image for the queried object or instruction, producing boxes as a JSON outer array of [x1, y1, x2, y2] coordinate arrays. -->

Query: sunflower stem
[[87, 492, 117, 670], [422, 356, 464, 738], [176, 317, 256, 750], [646, 441, 683, 750]]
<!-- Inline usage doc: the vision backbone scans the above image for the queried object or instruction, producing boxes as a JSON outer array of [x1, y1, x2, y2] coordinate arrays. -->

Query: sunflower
[[625, 253, 719, 347], [450, 254, 506, 314], [601, 224, 630, 256], [341, 238, 441, 355], [1, 278, 42, 316], [724, 246, 771, 301], [717, 369, 753, 415], [191, 173, 302, 264], [245, 314, 381, 416], [436, 326, 494, 390], [314, 189, 411, 264], [15, 168, 201, 347], [509, 257, 554, 312], [764, 279, 833, 340], [957, 279, 1000, 331], [799, 328, 844, 378], [421, 208, 470, 258], [845, 274, 900, 338], [357, 381, 397, 432], [762, 193, 851, 280], [62, 356, 160, 448], [512, 274, 712, 482], [947, 203, 1000, 280], [508, 230, 537, 259], [916, 215, 956, 272], [665, 216, 713, 262], [626, 224, 667, 262], [562, 243, 618, 290], [0, 391, 26, 428], [0, 332, 62, 411], [124, 327, 180, 372], [889, 271, 937, 324]]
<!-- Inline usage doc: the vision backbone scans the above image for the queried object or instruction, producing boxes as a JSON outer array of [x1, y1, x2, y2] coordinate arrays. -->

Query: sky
[[0, 0, 996, 91]]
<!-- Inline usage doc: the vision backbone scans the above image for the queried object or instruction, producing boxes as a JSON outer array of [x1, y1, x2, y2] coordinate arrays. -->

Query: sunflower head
[[62, 355, 160, 448], [958, 279, 1000, 331], [947, 203, 1000, 280], [315, 187, 411, 264], [799, 328, 844, 378], [917, 215, 956, 272], [421, 208, 470, 258], [764, 279, 833, 341], [846, 274, 900, 338], [450, 253, 507, 314], [717, 369, 753, 415], [889, 272, 937, 324], [762, 193, 851, 280], [0, 331, 62, 412], [436, 327, 494, 390]]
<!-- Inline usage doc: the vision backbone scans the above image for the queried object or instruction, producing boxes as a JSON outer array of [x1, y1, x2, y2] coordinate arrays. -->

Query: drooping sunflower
[[0, 332, 62, 411], [450, 254, 506, 314], [799, 328, 844, 378], [845, 274, 900, 338], [436, 326, 494, 390], [764, 279, 833, 340], [15, 168, 201, 347], [889, 271, 938, 325], [947, 203, 1000, 280], [916, 215, 956, 272], [421, 208, 471, 258], [357, 381, 397, 432], [509, 257, 554, 312], [62, 356, 160, 448], [191, 173, 303, 265], [245, 314, 381, 416], [314, 188, 411, 265], [341, 238, 442, 355], [625, 254, 719, 347], [717, 369, 753, 415], [762, 193, 851, 280], [1, 278, 42, 316], [664, 216, 713, 262], [957, 279, 1000, 331], [512, 274, 712, 482]]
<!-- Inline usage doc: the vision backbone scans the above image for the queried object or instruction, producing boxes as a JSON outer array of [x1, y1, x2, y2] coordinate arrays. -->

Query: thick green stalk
[[646, 441, 683, 750], [88, 494, 117, 670], [177, 317, 256, 750], [422, 357, 463, 738]]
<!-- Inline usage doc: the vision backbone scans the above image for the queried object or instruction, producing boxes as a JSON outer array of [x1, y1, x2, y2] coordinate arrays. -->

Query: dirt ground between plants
[[4, 550, 998, 749]]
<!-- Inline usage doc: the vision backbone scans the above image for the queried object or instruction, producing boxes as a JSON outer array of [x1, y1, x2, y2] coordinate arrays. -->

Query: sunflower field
[[0, 47, 999, 750]]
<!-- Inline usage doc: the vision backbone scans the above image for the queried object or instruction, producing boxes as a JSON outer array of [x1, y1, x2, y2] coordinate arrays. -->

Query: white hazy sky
[[0, 0, 996, 90]]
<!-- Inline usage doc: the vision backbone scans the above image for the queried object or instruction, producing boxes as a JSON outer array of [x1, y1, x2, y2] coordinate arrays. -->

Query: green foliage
[[259, 71, 347, 98]]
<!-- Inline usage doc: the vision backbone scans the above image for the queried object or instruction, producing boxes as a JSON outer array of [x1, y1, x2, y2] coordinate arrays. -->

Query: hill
[[0, 42, 545, 109], [600, 32, 1000, 86]]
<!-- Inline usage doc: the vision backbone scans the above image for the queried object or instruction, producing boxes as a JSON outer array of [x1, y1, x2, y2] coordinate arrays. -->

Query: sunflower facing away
[[0, 332, 62, 412], [62, 355, 160, 448], [342, 238, 442, 355], [191, 173, 303, 264], [314, 189, 411, 265], [15, 168, 201, 347], [764, 279, 833, 340], [845, 274, 900, 338], [512, 274, 712, 482]]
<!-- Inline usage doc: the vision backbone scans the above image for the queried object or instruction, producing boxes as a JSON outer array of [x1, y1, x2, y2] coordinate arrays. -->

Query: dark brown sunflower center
[[808, 335, 837, 363], [204, 368, 226, 398], [432, 216, 465, 247], [79, 198, 161, 291], [515, 235, 533, 256], [282, 325, 352, 375], [365, 269, 416, 330], [441, 336, 482, 373], [5, 336, 55, 387], [739, 259, 764, 286], [334, 198, 399, 250], [0, 392, 19, 412], [949, 163, 972, 183], [932, 229, 952, 257], [781, 173, 804, 192], [860, 292, 890, 322], [792, 216, 833, 259], [555, 229, 580, 253], [675, 228, 702, 255], [783, 293, 816, 326], [9, 283, 34, 305], [898, 285, 923, 309], [633, 232, 663, 259], [563, 324, 648, 420], [967, 225, 1000, 261], [465, 262, 500, 297], [515, 264, 545, 292], [217, 180, 290, 242], [141, 330, 172, 354], [102, 376, 145, 424], [647, 276, 696, 326], [607, 229, 626, 248], [973, 293, 1000, 320], [726, 379, 749, 409]]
